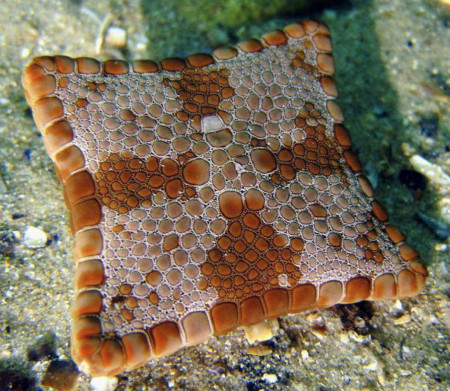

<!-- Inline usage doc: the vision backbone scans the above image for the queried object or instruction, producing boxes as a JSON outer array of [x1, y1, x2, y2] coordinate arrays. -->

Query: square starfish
[[22, 21, 427, 376]]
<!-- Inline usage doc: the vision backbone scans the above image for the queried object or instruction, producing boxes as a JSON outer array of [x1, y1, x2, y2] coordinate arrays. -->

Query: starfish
[[22, 20, 427, 377]]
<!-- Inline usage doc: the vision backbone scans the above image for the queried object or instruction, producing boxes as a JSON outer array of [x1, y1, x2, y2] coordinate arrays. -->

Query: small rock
[[363, 361, 379, 371], [242, 319, 277, 343], [104, 26, 127, 48], [305, 312, 321, 322], [247, 345, 272, 356], [390, 300, 404, 317], [393, 313, 412, 325], [20, 47, 32, 59], [0, 231, 16, 255], [22, 226, 48, 249], [41, 359, 80, 391], [348, 330, 372, 343], [90, 376, 118, 391], [339, 332, 350, 344], [310, 325, 327, 340], [400, 369, 413, 376], [300, 349, 309, 360], [410, 155, 450, 187], [262, 373, 278, 384]]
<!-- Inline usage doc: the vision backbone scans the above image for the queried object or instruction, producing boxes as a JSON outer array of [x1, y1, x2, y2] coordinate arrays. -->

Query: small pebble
[[247, 345, 272, 356], [301, 349, 309, 360], [410, 155, 450, 187], [339, 332, 350, 344], [20, 47, 32, 59], [305, 312, 321, 322], [262, 373, 278, 384], [310, 325, 327, 340], [363, 361, 379, 371], [90, 376, 118, 391], [104, 26, 127, 48], [0, 232, 15, 255], [394, 313, 412, 325], [22, 226, 48, 248], [41, 359, 80, 391], [242, 319, 276, 343], [348, 330, 372, 343], [390, 300, 404, 316], [403, 346, 412, 356]]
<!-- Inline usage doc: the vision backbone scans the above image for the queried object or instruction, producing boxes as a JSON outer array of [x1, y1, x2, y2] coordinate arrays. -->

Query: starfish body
[[22, 21, 427, 376]]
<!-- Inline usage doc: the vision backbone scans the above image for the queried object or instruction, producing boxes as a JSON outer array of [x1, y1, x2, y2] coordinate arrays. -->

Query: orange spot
[[328, 233, 341, 247], [165, 178, 183, 199], [211, 302, 238, 334], [372, 200, 389, 222], [264, 289, 288, 317], [71, 199, 102, 232], [342, 277, 371, 303], [165, 66, 234, 123], [290, 284, 316, 312], [73, 290, 102, 317], [385, 225, 406, 244], [187, 53, 215, 68], [310, 203, 327, 218], [73, 229, 103, 260], [243, 213, 260, 229], [343, 150, 362, 172], [250, 149, 277, 173], [99, 339, 125, 373], [146, 271, 162, 287], [397, 270, 419, 298], [183, 158, 210, 185], [160, 57, 186, 71], [104, 60, 129, 75], [122, 333, 152, 370], [163, 234, 179, 251], [334, 124, 352, 148], [75, 260, 104, 289], [237, 39, 263, 53], [245, 189, 265, 210], [219, 191, 243, 218], [262, 30, 287, 46], [161, 158, 179, 176], [65, 171, 95, 205], [399, 244, 419, 262], [150, 322, 182, 356], [241, 297, 265, 325], [317, 281, 343, 308], [77, 57, 100, 73], [182, 311, 212, 345]]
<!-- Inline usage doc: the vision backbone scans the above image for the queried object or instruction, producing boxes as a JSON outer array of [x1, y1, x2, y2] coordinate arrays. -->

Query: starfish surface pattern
[[22, 21, 427, 376]]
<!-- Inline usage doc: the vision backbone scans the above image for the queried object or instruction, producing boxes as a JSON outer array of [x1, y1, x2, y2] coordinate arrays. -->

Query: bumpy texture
[[22, 21, 427, 376]]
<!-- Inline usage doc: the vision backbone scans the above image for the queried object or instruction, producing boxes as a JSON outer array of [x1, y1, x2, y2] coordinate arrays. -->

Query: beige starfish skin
[[22, 21, 427, 376]]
